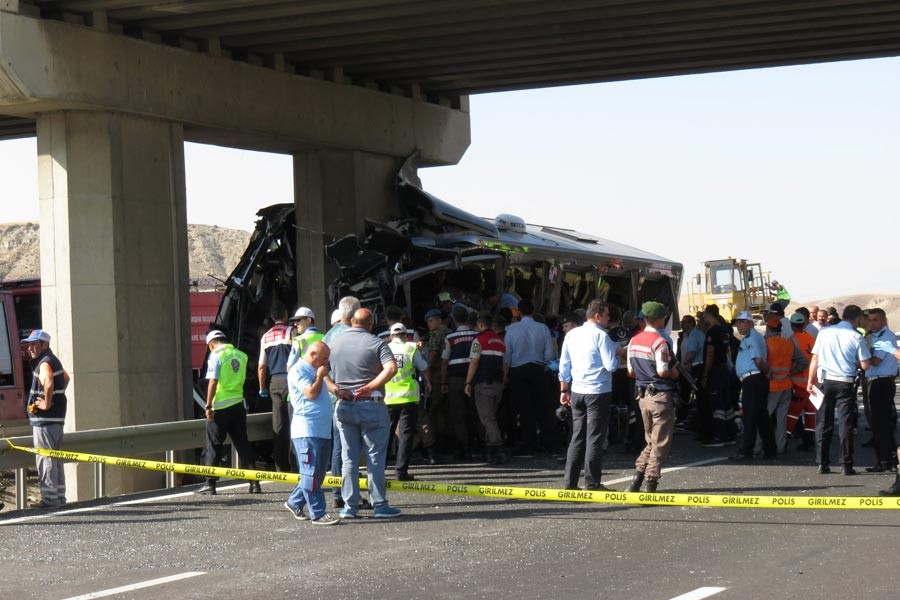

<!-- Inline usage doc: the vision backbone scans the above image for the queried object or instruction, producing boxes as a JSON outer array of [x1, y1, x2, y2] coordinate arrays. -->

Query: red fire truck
[[0, 278, 222, 424]]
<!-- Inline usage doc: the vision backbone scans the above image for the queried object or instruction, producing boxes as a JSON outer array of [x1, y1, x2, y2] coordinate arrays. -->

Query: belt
[[824, 375, 854, 383], [738, 370, 761, 382], [868, 375, 897, 381]]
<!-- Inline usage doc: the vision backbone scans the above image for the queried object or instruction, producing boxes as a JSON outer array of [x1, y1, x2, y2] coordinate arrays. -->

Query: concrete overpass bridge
[[2, 0, 899, 500]]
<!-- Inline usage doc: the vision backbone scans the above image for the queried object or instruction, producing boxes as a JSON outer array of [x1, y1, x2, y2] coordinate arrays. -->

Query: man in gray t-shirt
[[326, 309, 399, 518]]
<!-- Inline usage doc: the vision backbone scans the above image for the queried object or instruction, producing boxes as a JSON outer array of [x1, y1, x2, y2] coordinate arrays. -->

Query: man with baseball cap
[[287, 306, 323, 369], [22, 329, 70, 508], [730, 312, 776, 461], [199, 330, 259, 495], [257, 301, 294, 472], [384, 323, 431, 480]]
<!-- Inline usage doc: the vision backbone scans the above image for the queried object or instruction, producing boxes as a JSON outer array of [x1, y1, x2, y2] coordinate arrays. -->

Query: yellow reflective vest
[[212, 343, 248, 410], [385, 340, 420, 406]]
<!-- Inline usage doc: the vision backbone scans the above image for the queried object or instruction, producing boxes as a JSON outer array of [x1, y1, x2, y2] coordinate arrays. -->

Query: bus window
[[14, 293, 41, 339], [0, 302, 14, 386]]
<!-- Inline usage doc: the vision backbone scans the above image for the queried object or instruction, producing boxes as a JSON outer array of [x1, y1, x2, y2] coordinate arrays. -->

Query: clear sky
[[2, 56, 899, 302]]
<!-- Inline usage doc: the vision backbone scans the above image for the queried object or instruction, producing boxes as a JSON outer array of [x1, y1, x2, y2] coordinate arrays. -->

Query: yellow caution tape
[[6, 440, 899, 510]]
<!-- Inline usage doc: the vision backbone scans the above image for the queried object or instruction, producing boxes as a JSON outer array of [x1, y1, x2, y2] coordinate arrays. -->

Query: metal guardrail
[[1, 412, 272, 510]]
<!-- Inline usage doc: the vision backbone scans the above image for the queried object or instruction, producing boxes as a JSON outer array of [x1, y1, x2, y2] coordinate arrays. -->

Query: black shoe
[[880, 475, 900, 496], [248, 481, 262, 494], [396, 472, 415, 481], [842, 465, 857, 476], [197, 483, 217, 495], [585, 483, 611, 492], [332, 496, 345, 509], [643, 479, 659, 493], [626, 472, 645, 493], [729, 452, 751, 462], [866, 462, 889, 473], [817, 465, 831, 475], [358, 497, 373, 510]]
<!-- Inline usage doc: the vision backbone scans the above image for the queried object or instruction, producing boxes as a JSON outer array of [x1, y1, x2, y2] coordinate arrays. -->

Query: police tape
[[6, 440, 899, 510]]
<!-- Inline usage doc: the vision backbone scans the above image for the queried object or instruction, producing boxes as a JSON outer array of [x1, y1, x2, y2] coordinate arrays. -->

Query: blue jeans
[[336, 400, 391, 514], [331, 412, 343, 499], [287, 436, 332, 520]]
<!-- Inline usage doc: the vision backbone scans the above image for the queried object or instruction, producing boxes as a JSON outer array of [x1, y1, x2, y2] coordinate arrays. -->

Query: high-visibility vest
[[212, 343, 248, 410], [292, 329, 325, 360], [766, 335, 793, 392], [791, 330, 814, 389], [385, 340, 420, 406]]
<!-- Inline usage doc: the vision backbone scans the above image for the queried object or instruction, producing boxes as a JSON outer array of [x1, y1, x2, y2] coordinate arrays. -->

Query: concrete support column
[[292, 150, 401, 321], [37, 110, 191, 501]]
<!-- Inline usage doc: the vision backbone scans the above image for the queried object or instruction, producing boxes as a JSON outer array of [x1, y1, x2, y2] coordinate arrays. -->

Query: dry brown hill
[[0, 221, 250, 281]]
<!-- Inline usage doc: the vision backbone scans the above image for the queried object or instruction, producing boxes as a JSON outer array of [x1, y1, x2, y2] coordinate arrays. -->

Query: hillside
[[0, 222, 250, 281]]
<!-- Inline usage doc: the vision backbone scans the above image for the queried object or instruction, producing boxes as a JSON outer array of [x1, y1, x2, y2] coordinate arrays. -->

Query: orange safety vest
[[766, 335, 794, 392], [791, 330, 815, 390]]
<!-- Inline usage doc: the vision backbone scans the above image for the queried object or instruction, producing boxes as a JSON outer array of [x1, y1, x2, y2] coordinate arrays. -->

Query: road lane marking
[[669, 586, 727, 600], [0, 481, 263, 525], [605, 457, 727, 485], [61, 572, 206, 600]]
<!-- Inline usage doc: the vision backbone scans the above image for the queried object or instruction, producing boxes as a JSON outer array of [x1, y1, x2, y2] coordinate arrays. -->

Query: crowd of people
[[17, 290, 899, 519]]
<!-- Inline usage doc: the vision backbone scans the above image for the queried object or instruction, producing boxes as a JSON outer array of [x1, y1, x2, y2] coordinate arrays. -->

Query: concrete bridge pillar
[[36, 110, 192, 501], [293, 150, 401, 322]]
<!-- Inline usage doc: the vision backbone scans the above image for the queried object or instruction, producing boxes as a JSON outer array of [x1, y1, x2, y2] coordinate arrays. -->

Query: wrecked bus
[[207, 165, 683, 398]]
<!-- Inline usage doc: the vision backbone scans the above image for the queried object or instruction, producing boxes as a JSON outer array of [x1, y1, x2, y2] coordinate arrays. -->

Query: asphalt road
[[2, 431, 899, 600]]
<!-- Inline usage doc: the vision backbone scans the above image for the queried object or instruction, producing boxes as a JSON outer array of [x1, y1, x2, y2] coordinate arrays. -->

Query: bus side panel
[[0, 294, 27, 421]]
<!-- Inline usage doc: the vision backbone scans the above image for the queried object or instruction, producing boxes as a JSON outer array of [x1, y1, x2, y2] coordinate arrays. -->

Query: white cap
[[389, 323, 406, 335], [291, 307, 315, 321], [206, 330, 226, 344], [330, 309, 342, 325], [735, 311, 754, 322]]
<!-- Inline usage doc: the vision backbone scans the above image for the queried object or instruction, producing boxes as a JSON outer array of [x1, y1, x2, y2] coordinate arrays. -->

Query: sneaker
[[339, 509, 357, 519], [284, 501, 308, 521], [312, 513, 342, 526], [374, 505, 402, 518]]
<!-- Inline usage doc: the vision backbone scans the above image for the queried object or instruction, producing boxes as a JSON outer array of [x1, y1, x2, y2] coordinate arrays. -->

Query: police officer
[[385, 323, 432, 481], [441, 306, 478, 459], [807, 305, 871, 475], [200, 330, 260, 495], [258, 302, 294, 472], [625, 302, 678, 493], [730, 311, 775, 462], [287, 307, 324, 370], [863, 308, 897, 473], [465, 312, 509, 464]]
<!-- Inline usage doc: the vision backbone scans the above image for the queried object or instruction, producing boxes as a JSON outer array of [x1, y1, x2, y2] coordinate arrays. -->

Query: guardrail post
[[15, 467, 26, 510], [165, 450, 175, 488], [93, 462, 105, 498]]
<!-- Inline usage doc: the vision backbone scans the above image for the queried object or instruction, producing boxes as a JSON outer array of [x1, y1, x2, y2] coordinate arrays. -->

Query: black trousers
[[389, 402, 418, 475], [740, 373, 775, 456], [816, 380, 856, 467], [509, 363, 556, 452], [269, 375, 293, 472], [867, 378, 897, 464], [564, 392, 611, 489], [204, 402, 256, 484]]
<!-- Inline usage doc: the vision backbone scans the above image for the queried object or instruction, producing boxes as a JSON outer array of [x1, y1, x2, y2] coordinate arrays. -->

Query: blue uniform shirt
[[735, 328, 767, 377], [681, 328, 705, 366], [558, 322, 619, 394], [811, 321, 871, 379], [288, 359, 332, 439], [866, 327, 898, 378], [503, 316, 556, 368]]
